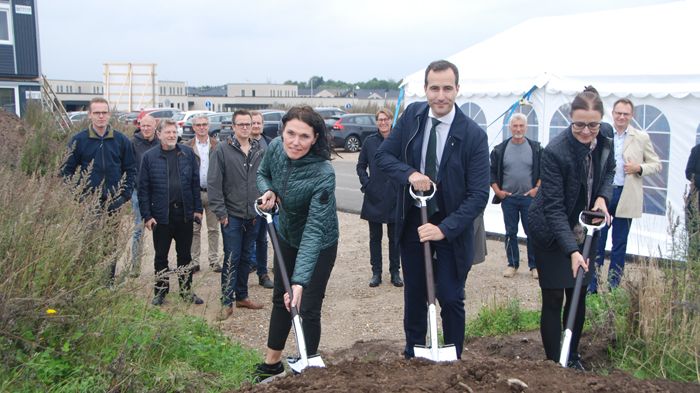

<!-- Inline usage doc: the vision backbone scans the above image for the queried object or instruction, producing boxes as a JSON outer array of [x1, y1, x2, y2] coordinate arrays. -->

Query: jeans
[[501, 195, 535, 270], [250, 216, 269, 276], [191, 191, 220, 267], [152, 208, 193, 297], [589, 186, 631, 293], [131, 191, 143, 270], [368, 221, 400, 275], [220, 215, 255, 306]]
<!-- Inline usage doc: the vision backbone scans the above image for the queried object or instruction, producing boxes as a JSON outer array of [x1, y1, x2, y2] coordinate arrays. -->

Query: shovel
[[255, 201, 325, 374], [409, 183, 458, 362], [559, 210, 606, 368]]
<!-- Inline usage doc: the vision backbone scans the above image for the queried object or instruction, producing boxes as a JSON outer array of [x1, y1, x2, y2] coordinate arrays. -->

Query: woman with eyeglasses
[[528, 86, 614, 370], [253, 106, 338, 381]]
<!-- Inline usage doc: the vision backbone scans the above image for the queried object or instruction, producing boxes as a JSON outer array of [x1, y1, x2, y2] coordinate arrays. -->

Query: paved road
[[331, 151, 363, 214]]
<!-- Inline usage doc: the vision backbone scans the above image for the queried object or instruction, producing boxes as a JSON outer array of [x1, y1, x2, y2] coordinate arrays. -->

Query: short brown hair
[[88, 97, 109, 113], [424, 60, 459, 86], [375, 108, 394, 121], [613, 98, 634, 113]]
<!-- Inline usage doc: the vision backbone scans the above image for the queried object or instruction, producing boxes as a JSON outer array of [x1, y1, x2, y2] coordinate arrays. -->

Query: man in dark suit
[[376, 60, 490, 359]]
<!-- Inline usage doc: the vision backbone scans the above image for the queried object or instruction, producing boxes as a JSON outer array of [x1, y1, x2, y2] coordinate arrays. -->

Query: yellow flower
[[46, 309, 57, 315]]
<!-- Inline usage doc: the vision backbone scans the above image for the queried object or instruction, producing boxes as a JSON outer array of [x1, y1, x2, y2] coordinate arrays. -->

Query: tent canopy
[[402, 1, 700, 98]]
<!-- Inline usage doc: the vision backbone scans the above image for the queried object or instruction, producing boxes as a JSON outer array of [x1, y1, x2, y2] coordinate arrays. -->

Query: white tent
[[401, 1, 700, 259]]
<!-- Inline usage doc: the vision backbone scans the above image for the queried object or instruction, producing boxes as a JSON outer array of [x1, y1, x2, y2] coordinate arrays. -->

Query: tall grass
[[0, 108, 260, 391]]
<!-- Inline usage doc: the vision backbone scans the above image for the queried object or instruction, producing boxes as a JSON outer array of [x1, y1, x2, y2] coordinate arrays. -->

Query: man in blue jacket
[[376, 60, 490, 359], [61, 97, 137, 282], [138, 119, 204, 306]]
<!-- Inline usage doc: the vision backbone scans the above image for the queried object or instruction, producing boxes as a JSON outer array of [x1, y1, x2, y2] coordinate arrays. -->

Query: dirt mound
[[0, 110, 30, 169], [239, 336, 699, 393]]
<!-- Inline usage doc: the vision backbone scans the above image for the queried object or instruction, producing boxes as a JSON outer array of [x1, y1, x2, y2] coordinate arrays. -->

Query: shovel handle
[[261, 205, 299, 318], [420, 205, 437, 305]]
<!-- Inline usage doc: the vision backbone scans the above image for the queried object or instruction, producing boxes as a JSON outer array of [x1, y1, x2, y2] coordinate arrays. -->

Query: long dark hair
[[281, 106, 331, 160]]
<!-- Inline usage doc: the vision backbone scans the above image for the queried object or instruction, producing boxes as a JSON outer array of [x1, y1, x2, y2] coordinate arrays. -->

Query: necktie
[[425, 118, 440, 217]]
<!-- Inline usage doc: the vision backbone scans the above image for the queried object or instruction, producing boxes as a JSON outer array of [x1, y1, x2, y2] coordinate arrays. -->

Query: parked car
[[315, 107, 346, 119], [329, 113, 377, 152], [173, 110, 216, 137], [260, 109, 286, 140], [67, 111, 88, 123], [135, 108, 182, 126], [181, 112, 233, 141], [117, 111, 139, 125]]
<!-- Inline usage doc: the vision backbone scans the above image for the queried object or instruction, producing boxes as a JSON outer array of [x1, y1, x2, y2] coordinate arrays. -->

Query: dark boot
[[390, 271, 404, 287], [259, 274, 274, 289], [252, 361, 285, 383], [369, 273, 381, 287]]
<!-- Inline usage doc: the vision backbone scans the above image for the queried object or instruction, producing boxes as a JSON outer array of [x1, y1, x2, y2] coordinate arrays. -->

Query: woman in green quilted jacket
[[254, 105, 339, 379]]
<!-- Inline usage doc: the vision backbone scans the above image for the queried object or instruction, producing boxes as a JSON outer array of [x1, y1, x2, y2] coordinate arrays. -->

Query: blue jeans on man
[[250, 217, 269, 276], [501, 195, 535, 270], [589, 186, 631, 293], [220, 215, 255, 306], [130, 190, 143, 273]]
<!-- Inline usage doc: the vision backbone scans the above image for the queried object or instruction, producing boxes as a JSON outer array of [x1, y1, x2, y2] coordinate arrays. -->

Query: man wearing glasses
[[186, 114, 222, 274], [208, 110, 265, 320], [589, 98, 661, 293], [62, 97, 137, 282]]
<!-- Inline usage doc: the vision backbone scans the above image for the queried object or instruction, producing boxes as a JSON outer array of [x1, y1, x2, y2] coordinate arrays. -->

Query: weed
[[465, 299, 540, 337]]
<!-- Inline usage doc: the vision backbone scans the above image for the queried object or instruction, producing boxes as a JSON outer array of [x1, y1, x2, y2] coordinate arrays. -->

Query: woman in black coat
[[528, 87, 614, 369], [356, 108, 403, 288]]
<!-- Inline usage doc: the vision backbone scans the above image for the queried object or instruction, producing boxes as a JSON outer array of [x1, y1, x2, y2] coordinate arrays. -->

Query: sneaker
[[567, 353, 586, 371], [259, 274, 274, 289], [252, 361, 285, 383], [151, 295, 164, 306], [369, 273, 381, 287], [210, 264, 222, 273], [217, 305, 233, 321], [503, 266, 517, 278], [183, 293, 204, 305], [390, 272, 404, 287], [530, 268, 539, 279]]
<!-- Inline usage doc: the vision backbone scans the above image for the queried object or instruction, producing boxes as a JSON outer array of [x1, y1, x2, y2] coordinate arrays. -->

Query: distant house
[[0, 0, 41, 116]]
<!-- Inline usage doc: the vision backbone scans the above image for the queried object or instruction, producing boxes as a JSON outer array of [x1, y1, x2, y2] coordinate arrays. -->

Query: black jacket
[[489, 137, 542, 204], [686, 144, 700, 188], [131, 130, 159, 182], [528, 127, 614, 256], [138, 144, 203, 225], [356, 131, 398, 223]]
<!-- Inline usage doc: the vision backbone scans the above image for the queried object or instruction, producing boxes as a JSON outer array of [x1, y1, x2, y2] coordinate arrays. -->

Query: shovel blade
[[559, 329, 573, 367], [414, 344, 458, 362], [287, 354, 325, 374]]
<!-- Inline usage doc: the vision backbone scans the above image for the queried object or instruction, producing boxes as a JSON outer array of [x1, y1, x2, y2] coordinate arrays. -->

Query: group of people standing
[[62, 57, 687, 378]]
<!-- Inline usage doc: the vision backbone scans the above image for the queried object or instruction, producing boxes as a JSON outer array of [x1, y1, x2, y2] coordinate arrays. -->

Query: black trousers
[[266, 238, 337, 355], [368, 221, 400, 275], [540, 287, 586, 362], [152, 210, 194, 297]]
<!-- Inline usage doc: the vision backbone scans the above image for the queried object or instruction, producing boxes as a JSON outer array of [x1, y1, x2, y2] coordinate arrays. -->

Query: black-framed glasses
[[571, 121, 601, 130], [235, 123, 252, 128]]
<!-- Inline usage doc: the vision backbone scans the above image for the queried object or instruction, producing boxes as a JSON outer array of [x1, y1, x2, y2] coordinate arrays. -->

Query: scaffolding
[[103, 63, 157, 112]]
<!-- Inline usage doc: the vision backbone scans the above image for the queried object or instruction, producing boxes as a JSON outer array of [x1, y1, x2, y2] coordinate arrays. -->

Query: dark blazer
[[686, 144, 700, 188], [356, 131, 398, 223], [489, 136, 542, 204], [375, 102, 490, 280], [528, 127, 614, 287], [138, 144, 203, 225]]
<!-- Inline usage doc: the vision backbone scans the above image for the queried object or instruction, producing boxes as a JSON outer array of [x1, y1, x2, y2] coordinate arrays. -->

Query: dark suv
[[328, 113, 377, 152], [260, 110, 286, 140]]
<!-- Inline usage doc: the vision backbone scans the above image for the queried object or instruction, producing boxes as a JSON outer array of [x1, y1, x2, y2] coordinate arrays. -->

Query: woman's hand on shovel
[[284, 284, 303, 312], [570, 251, 589, 278]]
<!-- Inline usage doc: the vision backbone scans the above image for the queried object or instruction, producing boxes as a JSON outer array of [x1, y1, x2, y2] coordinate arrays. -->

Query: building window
[[77, 86, 81, 93], [241, 89, 245, 97], [0, 4, 12, 45], [459, 102, 487, 132], [549, 103, 571, 143], [633, 104, 670, 216], [502, 104, 539, 142], [0, 87, 16, 114], [252, 90, 256, 97]]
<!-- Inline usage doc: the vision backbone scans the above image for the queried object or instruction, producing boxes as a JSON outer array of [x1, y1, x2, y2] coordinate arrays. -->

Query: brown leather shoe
[[236, 298, 263, 310], [217, 305, 233, 321]]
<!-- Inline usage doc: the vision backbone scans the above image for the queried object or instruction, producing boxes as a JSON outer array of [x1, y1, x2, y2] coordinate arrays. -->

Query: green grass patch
[[466, 299, 540, 337]]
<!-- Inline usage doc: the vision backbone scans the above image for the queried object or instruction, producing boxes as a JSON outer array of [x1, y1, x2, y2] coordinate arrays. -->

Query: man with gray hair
[[490, 113, 542, 279], [186, 114, 222, 274]]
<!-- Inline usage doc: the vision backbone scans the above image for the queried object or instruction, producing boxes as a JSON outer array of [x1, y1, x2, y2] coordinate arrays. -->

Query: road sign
[[204, 100, 213, 109], [344, 103, 352, 110]]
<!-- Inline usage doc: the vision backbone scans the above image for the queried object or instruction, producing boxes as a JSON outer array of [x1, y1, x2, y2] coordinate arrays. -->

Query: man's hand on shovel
[[418, 224, 445, 242]]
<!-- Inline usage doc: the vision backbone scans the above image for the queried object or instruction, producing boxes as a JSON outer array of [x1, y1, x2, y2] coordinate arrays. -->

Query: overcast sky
[[37, 0, 673, 86]]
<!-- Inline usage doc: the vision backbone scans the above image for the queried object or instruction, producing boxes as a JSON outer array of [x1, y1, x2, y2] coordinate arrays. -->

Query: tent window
[[549, 103, 571, 143], [632, 104, 669, 216], [502, 104, 538, 142], [459, 102, 487, 132]]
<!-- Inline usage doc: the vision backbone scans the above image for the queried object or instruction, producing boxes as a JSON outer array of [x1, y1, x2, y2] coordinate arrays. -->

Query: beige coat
[[616, 126, 662, 218]]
